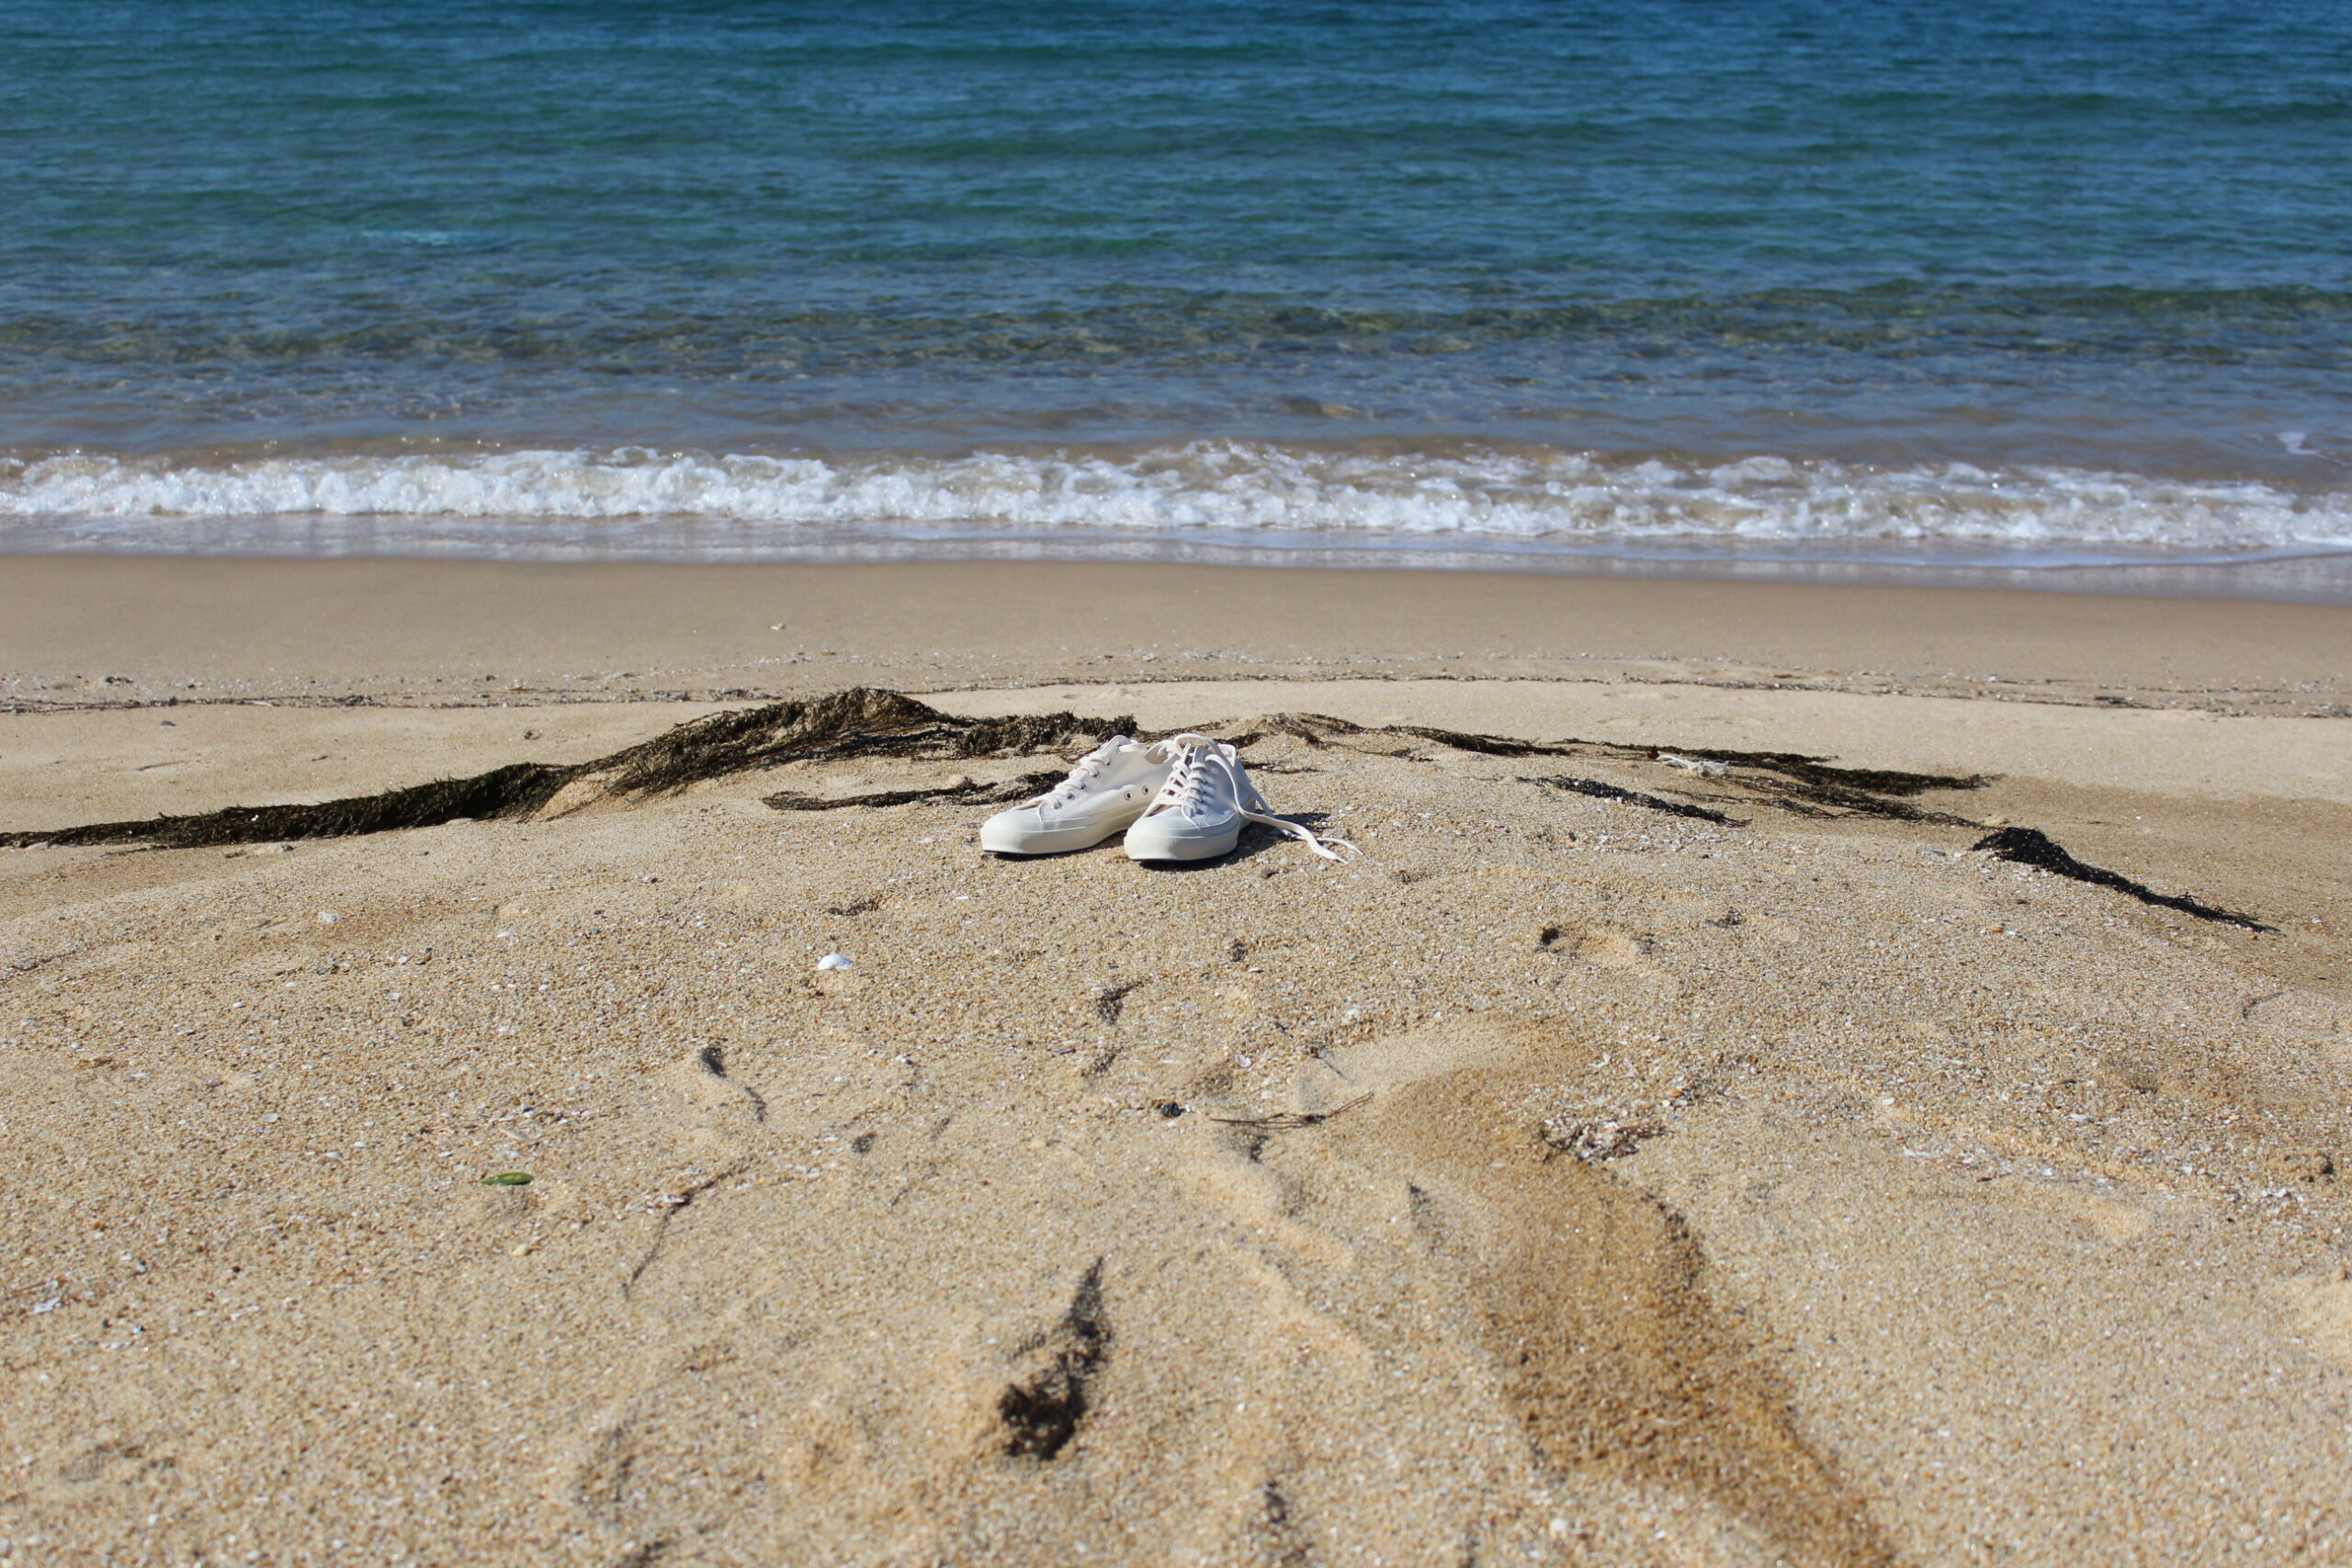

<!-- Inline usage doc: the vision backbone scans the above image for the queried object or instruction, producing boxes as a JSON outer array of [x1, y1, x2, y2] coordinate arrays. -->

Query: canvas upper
[[977, 735, 1193, 854]]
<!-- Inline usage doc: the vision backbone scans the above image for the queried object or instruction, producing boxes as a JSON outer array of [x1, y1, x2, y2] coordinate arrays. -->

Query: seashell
[[816, 953, 854, 972], [1655, 752, 1729, 777]]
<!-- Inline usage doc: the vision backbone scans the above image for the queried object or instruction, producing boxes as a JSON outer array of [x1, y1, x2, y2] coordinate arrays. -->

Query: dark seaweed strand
[[1973, 828, 2272, 931], [3, 688, 1136, 850], [1390, 724, 1589, 759], [0, 763, 581, 851], [1262, 714, 1594, 760], [1731, 778, 1982, 825], [1246, 712, 1370, 748], [957, 711, 1139, 759], [763, 769, 1066, 813], [1660, 746, 1987, 824], [1668, 747, 1986, 799], [1244, 715, 1974, 822], [1525, 775, 1741, 825]]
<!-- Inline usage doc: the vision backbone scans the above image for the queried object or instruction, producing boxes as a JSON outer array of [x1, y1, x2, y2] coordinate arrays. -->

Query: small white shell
[[1656, 752, 1730, 777], [815, 953, 853, 972]]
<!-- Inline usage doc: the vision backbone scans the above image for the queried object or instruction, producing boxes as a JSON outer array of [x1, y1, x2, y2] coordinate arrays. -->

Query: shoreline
[[7, 537, 2352, 607], [6, 555, 2348, 718]]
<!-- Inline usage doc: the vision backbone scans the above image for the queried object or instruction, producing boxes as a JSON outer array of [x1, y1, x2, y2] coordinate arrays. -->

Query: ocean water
[[3, 0, 2349, 575]]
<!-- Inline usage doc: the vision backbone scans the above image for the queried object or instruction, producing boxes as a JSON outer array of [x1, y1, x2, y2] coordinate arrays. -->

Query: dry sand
[[2, 559, 2348, 1567]]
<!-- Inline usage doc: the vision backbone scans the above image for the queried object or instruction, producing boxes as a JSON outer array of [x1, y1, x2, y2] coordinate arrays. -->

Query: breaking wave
[[4, 443, 2348, 563]]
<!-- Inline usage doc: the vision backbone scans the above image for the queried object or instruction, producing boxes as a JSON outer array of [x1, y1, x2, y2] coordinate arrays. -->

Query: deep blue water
[[3, 0, 2349, 565]]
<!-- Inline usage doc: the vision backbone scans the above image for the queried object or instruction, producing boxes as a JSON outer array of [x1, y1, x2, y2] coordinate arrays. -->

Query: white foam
[[2, 443, 2346, 558]]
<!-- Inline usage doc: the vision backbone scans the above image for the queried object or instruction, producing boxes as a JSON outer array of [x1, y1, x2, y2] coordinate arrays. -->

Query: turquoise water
[[3, 0, 2349, 567]]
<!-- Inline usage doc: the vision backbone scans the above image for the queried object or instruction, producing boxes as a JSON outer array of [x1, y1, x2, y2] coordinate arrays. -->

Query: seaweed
[[1526, 775, 1741, 824], [1242, 713, 1981, 824], [1389, 725, 1586, 759], [998, 1259, 1112, 1461], [1246, 713, 1369, 749], [586, 688, 1133, 795], [762, 769, 1065, 814], [1254, 712, 1587, 761], [1664, 747, 1985, 824], [1973, 827, 2271, 931], [0, 762, 577, 851], [2, 689, 1134, 851], [1669, 748, 1982, 799], [1208, 1093, 1374, 1131], [3, 685, 1984, 850], [1092, 980, 1145, 1026]]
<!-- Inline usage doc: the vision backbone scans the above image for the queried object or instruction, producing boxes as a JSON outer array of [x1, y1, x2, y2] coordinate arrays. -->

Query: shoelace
[[1037, 747, 1114, 810], [1163, 743, 1356, 863]]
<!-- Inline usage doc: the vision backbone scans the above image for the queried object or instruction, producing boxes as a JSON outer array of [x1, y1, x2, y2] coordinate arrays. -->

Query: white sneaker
[[978, 734, 1196, 855], [1122, 739, 1354, 863]]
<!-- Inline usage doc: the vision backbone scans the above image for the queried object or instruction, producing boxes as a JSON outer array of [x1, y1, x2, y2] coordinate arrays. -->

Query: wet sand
[[2, 559, 2348, 1566], [6, 555, 2349, 714]]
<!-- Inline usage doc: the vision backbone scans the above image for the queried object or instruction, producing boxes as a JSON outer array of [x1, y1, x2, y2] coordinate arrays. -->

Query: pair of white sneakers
[[978, 733, 1352, 863]]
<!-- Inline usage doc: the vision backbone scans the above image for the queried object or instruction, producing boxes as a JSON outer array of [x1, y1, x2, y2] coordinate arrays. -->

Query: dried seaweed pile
[[0, 689, 1134, 851], [586, 689, 1136, 797], [1244, 711, 1984, 824]]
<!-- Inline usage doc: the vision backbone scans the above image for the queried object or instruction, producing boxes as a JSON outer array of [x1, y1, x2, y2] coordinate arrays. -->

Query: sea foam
[[2, 444, 2346, 563]]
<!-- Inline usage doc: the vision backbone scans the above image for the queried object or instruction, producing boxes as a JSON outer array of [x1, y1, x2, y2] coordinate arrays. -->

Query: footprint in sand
[[1221, 1016, 1893, 1568], [614, 1048, 773, 1303], [2267, 1271, 2352, 1374], [548, 1019, 1889, 1564], [650, 1043, 766, 1146], [2244, 988, 2352, 1065], [1533, 919, 1647, 968]]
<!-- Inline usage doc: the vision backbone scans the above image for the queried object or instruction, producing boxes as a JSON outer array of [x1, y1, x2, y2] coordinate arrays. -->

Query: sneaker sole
[[978, 818, 1137, 856], [1123, 826, 1242, 863]]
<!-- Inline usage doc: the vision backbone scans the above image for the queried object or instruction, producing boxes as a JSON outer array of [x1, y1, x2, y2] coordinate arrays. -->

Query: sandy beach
[[3, 559, 2349, 1567]]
